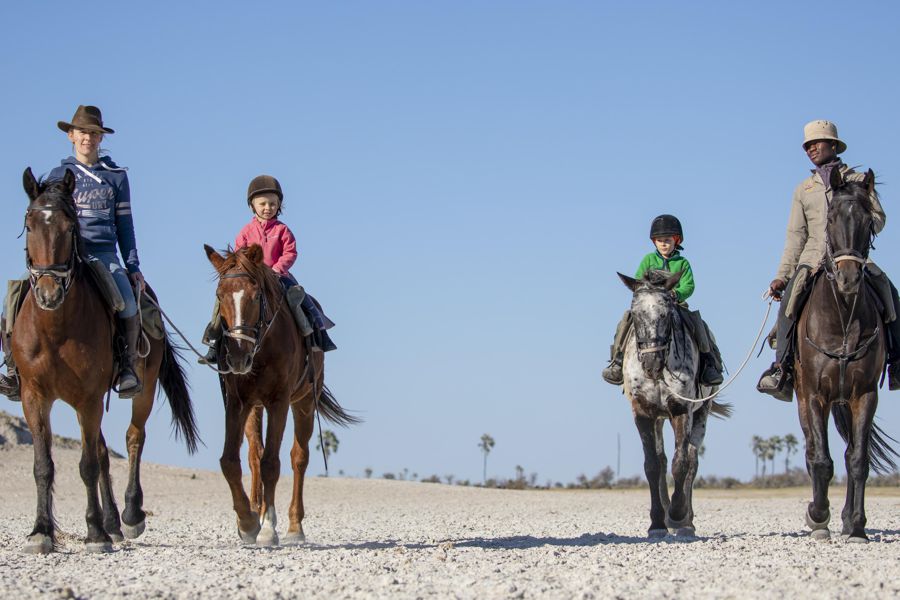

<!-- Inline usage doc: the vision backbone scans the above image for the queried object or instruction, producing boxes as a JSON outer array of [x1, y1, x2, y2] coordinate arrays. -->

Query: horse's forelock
[[216, 248, 282, 303]]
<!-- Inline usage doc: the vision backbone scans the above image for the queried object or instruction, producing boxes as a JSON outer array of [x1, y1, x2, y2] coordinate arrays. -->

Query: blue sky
[[2, 1, 900, 484]]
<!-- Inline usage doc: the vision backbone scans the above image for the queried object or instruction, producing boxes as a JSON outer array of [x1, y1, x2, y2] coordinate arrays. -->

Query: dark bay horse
[[796, 168, 897, 542], [618, 269, 731, 537], [205, 244, 357, 546], [16, 168, 199, 554]]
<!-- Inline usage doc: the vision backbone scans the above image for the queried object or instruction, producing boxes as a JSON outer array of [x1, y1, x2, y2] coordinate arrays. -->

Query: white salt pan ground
[[1, 445, 899, 599]]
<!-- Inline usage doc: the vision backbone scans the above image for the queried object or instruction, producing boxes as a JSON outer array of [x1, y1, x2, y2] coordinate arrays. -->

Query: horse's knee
[[220, 457, 242, 481], [809, 458, 833, 481]]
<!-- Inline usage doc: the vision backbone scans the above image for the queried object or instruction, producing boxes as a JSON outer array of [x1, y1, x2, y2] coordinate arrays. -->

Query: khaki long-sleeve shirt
[[775, 163, 885, 282]]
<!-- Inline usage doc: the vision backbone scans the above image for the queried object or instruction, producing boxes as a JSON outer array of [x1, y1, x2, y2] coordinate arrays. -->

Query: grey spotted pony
[[618, 269, 731, 537]]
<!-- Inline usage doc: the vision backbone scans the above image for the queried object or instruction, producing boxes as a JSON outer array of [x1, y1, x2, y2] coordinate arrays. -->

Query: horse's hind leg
[[78, 399, 114, 552], [285, 399, 315, 545], [842, 393, 876, 542], [244, 405, 264, 516], [22, 394, 56, 554], [799, 394, 833, 539], [635, 415, 667, 537], [256, 400, 289, 547], [220, 399, 258, 544], [97, 430, 123, 542], [122, 388, 153, 539]]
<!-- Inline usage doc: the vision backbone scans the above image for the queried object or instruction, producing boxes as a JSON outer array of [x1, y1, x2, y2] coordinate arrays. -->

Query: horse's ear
[[204, 244, 225, 270], [246, 244, 264, 264], [617, 272, 640, 292], [61, 168, 77, 196], [829, 166, 844, 191], [663, 269, 684, 291], [863, 168, 876, 196], [23, 167, 40, 201]]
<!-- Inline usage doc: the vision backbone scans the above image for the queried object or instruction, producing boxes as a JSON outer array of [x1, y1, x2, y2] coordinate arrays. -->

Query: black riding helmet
[[649, 214, 684, 249], [247, 175, 284, 216]]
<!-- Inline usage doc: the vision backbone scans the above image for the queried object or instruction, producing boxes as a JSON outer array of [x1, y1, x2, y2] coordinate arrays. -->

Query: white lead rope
[[666, 293, 775, 404]]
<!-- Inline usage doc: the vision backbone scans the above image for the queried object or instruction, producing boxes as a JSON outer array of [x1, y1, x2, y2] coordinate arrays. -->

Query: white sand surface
[[1, 445, 899, 599]]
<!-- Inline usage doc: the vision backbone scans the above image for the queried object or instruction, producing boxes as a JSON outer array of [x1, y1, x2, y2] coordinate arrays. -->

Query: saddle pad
[[140, 293, 165, 340]]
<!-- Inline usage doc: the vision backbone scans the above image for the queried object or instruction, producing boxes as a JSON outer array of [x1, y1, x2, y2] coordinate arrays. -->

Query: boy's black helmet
[[649, 214, 683, 240]]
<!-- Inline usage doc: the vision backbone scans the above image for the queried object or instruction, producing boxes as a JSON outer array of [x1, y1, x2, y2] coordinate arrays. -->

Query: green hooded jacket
[[635, 251, 695, 303]]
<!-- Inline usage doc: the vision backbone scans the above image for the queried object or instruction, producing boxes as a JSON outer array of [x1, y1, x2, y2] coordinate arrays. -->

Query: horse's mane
[[835, 168, 878, 214], [29, 178, 88, 263], [213, 246, 283, 306]]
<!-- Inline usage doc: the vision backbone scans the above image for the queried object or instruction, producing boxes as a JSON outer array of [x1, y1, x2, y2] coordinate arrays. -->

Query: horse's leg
[[285, 400, 315, 545], [654, 418, 670, 514], [122, 385, 153, 540], [244, 404, 264, 516], [799, 394, 833, 539], [635, 415, 667, 537], [843, 392, 876, 542], [22, 394, 56, 554], [665, 409, 693, 533], [97, 430, 123, 542], [256, 400, 289, 547], [77, 399, 114, 552], [677, 405, 710, 537], [220, 398, 259, 544]]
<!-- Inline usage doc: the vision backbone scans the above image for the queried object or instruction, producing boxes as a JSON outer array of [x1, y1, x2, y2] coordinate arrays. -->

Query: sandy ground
[[1, 446, 899, 599]]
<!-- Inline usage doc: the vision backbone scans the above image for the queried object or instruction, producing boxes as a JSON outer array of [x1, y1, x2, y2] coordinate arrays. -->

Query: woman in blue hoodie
[[0, 105, 143, 399]]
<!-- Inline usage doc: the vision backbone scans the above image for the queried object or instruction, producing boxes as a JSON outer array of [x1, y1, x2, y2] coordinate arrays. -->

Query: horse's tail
[[831, 404, 899, 474], [317, 385, 361, 427], [159, 334, 202, 454], [710, 400, 733, 419]]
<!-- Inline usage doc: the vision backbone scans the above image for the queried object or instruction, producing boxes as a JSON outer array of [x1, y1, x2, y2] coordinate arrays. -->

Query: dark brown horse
[[16, 168, 199, 554], [796, 168, 898, 542], [205, 244, 356, 546]]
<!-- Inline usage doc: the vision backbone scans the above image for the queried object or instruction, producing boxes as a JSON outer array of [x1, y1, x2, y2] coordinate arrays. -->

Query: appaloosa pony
[[205, 244, 356, 546], [15, 168, 199, 554], [618, 269, 731, 537], [795, 168, 898, 542]]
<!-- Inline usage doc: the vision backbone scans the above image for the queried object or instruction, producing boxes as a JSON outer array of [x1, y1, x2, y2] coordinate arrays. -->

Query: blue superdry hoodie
[[47, 156, 140, 273]]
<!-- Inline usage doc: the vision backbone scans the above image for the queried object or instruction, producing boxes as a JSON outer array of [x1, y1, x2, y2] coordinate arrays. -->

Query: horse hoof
[[238, 514, 262, 545], [847, 535, 868, 544], [123, 520, 146, 540], [256, 530, 279, 547], [647, 529, 668, 539], [85, 541, 114, 553], [23, 534, 53, 555], [675, 527, 696, 538], [282, 532, 306, 545], [805, 509, 830, 531], [108, 531, 125, 543], [810, 529, 831, 541]]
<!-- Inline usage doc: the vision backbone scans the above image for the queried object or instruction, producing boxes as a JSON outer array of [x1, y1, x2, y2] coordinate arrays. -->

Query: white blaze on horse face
[[41, 210, 53, 225], [232, 290, 245, 328]]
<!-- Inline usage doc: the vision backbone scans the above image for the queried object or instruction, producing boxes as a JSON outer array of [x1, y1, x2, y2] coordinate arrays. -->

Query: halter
[[219, 272, 284, 365], [24, 203, 81, 299]]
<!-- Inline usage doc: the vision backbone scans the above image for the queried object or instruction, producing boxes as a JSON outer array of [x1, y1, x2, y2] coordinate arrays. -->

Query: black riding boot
[[198, 322, 219, 365], [699, 352, 724, 386], [117, 314, 143, 399]]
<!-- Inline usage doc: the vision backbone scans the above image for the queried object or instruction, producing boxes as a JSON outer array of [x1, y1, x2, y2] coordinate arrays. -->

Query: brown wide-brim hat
[[802, 119, 846, 154], [57, 105, 115, 134]]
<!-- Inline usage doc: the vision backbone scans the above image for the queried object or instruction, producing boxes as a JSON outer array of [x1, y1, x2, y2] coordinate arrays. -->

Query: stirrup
[[116, 369, 143, 399], [0, 373, 21, 402]]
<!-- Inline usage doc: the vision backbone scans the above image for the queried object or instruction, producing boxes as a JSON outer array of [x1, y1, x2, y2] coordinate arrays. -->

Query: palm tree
[[316, 429, 339, 474], [479, 434, 495, 484], [768, 435, 783, 477], [783, 434, 799, 473], [751, 435, 763, 478]]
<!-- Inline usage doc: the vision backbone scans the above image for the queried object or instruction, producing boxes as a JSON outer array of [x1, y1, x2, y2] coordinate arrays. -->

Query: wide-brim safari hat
[[57, 105, 115, 134], [802, 120, 845, 154]]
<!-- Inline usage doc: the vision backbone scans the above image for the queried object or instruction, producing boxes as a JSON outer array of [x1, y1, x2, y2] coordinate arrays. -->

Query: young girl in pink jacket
[[200, 175, 336, 364]]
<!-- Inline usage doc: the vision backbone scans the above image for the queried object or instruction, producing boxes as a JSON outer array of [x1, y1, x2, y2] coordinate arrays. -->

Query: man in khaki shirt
[[758, 120, 900, 401]]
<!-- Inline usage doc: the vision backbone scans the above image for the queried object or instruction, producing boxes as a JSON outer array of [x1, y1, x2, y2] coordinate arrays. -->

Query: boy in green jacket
[[602, 214, 724, 386]]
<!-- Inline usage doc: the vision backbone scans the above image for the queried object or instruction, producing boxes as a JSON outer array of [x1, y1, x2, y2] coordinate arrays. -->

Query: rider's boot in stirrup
[[0, 355, 20, 402], [198, 322, 219, 365], [602, 355, 624, 385], [117, 314, 143, 399], [889, 360, 900, 391], [699, 352, 724, 386], [757, 362, 793, 402]]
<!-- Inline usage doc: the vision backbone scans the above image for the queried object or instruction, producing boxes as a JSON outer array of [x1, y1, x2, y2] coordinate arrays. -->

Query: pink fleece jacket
[[234, 217, 298, 275]]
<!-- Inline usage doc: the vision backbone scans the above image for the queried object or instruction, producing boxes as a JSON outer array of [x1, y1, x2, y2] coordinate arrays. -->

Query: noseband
[[25, 204, 80, 297], [219, 272, 284, 363]]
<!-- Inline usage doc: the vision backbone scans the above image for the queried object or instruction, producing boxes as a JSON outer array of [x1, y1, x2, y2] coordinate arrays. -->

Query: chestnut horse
[[16, 168, 199, 554], [205, 244, 356, 546], [796, 168, 897, 542]]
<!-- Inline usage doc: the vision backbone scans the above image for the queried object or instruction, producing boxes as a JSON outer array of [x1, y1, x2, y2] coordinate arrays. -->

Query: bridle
[[219, 272, 285, 365], [634, 289, 674, 360], [24, 203, 81, 299]]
